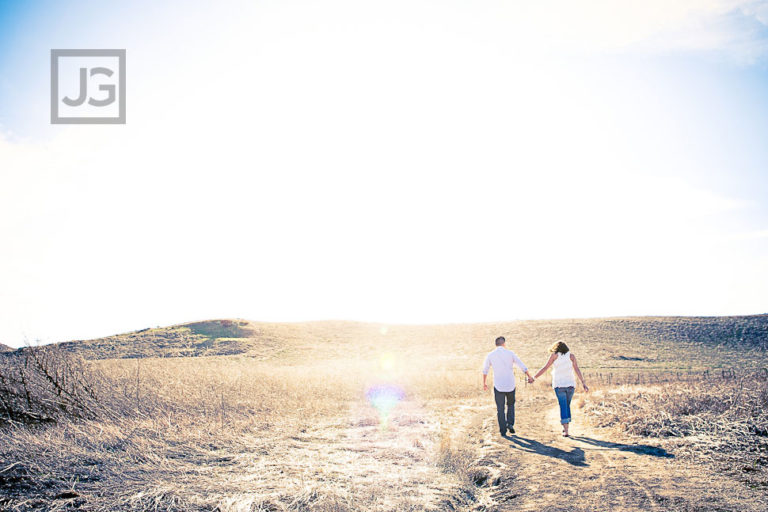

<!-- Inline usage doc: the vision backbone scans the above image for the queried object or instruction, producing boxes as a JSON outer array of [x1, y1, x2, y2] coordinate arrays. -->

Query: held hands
[[527, 376, 535, 384]]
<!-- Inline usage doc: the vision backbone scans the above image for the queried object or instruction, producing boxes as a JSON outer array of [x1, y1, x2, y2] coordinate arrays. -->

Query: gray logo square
[[51, 49, 126, 124]]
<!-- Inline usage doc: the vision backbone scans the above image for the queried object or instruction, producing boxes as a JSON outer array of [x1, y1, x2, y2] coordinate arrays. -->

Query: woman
[[533, 341, 588, 437]]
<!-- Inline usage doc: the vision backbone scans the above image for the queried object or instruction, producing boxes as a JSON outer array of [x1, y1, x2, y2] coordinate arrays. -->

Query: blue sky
[[1, 0, 767, 346]]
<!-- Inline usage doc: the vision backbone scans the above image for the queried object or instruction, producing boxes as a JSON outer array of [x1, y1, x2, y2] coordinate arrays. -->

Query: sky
[[1, 0, 767, 346]]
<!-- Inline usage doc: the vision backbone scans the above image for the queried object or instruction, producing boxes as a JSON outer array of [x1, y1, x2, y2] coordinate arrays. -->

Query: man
[[482, 336, 534, 436]]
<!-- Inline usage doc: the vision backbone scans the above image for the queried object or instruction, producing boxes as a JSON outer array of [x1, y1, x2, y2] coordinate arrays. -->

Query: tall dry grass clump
[[0, 346, 120, 425], [585, 372, 768, 437], [583, 370, 768, 485]]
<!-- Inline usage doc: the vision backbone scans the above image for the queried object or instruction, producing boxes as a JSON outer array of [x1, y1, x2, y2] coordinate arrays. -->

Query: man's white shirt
[[482, 346, 528, 392]]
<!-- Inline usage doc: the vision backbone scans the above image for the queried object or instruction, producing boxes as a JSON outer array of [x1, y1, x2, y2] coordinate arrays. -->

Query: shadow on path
[[504, 435, 588, 467], [570, 436, 674, 458]]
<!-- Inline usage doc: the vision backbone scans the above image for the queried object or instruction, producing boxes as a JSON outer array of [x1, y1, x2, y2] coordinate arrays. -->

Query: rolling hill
[[52, 315, 768, 369]]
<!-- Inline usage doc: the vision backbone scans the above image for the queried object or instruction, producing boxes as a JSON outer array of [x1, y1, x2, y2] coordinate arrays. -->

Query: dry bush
[[0, 347, 119, 425], [585, 373, 768, 437], [583, 371, 768, 484]]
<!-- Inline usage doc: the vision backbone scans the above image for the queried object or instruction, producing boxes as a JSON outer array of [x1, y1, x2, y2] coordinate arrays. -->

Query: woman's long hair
[[549, 341, 569, 354]]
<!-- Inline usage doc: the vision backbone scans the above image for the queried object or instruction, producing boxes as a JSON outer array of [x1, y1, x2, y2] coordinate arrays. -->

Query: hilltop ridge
[[48, 315, 768, 366]]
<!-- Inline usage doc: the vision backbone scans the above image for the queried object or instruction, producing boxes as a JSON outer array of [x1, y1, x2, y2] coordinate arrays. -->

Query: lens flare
[[365, 384, 405, 429]]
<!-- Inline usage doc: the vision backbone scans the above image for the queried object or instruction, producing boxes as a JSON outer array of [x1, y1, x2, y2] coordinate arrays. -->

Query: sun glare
[[379, 351, 396, 372]]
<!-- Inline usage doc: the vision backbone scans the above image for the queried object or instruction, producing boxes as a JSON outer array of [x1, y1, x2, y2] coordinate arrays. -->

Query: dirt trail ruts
[[459, 392, 765, 512]]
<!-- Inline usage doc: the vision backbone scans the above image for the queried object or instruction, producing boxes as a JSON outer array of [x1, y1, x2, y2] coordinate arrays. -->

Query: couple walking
[[482, 336, 588, 437]]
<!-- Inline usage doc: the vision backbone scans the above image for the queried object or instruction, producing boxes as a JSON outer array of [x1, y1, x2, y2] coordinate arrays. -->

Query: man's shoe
[[500, 430, 507, 437], [507, 426, 515, 434]]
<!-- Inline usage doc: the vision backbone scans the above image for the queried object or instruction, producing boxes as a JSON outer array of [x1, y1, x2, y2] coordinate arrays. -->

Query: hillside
[[0, 343, 14, 353], [54, 315, 768, 368], [57, 319, 261, 359]]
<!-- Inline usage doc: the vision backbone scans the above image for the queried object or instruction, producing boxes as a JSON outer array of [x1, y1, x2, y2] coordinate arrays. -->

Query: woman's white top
[[551, 352, 577, 388]]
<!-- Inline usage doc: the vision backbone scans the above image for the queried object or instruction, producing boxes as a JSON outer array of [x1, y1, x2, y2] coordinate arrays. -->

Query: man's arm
[[511, 352, 535, 384], [482, 356, 491, 391], [523, 369, 534, 384]]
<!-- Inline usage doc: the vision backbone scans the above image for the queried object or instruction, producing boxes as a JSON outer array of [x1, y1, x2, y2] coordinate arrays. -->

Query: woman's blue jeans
[[554, 386, 575, 424]]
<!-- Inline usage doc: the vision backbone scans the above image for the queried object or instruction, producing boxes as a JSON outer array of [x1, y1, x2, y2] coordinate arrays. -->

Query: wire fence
[[582, 367, 768, 387]]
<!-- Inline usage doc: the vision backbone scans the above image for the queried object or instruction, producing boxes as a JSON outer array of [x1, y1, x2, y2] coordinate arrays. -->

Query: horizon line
[[6, 310, 767, 349]]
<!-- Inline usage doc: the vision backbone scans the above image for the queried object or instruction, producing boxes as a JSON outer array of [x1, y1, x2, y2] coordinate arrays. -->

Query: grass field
[[1, 316, 767, 511]]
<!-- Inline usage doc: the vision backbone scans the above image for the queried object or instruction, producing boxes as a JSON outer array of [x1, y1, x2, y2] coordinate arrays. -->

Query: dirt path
[[457, 393, 765, 512], [28, 390, 758, 511], [184, 392, 765, 511]]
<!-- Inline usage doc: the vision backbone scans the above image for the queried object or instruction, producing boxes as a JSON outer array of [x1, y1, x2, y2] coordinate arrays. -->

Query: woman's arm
[[533, 353, 557, 380], [570, 353, 589, 391]]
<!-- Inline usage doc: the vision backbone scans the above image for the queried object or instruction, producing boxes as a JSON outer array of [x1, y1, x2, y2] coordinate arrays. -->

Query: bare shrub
[[0, 346, 114, 424], [583, 371, 768, 485], [586, 373, 768, 437]]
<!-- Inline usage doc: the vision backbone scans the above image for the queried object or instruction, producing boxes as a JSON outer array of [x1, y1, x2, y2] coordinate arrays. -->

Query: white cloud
[[494, 0, 768, 62]]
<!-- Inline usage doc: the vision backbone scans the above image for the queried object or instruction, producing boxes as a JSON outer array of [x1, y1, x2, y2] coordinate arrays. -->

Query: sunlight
[[379, 351, 396, 372]]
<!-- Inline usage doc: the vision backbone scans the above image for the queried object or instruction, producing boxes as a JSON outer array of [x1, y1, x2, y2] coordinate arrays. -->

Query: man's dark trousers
[[494, 387, 515, 434]]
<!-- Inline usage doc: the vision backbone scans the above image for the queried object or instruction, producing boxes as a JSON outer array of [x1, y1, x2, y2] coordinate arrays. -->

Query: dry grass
[[2, 316, 767, 510], [57, 316, 768, 367], [582, 371, 768, 489], [0, 352, 487, 511]]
